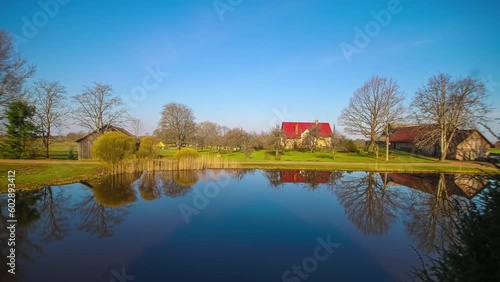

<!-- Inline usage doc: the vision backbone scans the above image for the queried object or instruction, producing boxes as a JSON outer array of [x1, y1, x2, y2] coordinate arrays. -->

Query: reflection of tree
[[74, 195, 129, 238], [91, 173, 139, 207], [326, 170, 345, 192], [159, 171, 193, 198], [300, 170, 326, 190], [401, 173, 466, 252], [225, 169, 255, 181], [138, 172, 162, 201], [335, 172, 401, 236], [0, 192, 42, 281], [38, 186, 71, 242], [174, 170, 199, 186], [75, 174, 139, 238], [263, 170, 283, 188]]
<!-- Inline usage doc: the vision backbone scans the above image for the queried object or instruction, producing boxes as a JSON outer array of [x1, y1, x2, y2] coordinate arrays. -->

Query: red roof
[[388, 125, 435, 143], [280, 170, 332, 184], [282, 122, 332, 139]]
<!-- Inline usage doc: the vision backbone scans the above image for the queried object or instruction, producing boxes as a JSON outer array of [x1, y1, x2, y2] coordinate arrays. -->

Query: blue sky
[[1, 0, 499, 139]]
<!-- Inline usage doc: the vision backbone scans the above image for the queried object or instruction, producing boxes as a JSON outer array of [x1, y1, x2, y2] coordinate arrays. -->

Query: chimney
[[315, 120, 318, 124], [295, 123, 299, 135]]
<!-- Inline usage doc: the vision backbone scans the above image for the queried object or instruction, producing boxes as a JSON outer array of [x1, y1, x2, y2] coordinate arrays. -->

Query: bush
[[67, 146, 77, 160], [173, 148, 199, 160], [92, 131, 136, 167], [136, 136, 159, 159], [345, 140, 358, 152]]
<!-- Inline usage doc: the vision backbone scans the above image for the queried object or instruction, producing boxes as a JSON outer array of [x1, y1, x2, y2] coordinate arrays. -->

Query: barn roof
[[389, 125, 493, 146], [282, 121, 332, 139], [75, 125, 134, 142], [388, 125, 435, 143]]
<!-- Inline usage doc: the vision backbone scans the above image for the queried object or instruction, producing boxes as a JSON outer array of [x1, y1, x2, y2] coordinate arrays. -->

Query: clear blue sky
[[1, 0, 499, 139]]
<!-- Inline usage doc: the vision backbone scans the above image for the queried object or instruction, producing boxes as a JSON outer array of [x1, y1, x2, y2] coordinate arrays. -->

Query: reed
[[118, 155, 239, 174]]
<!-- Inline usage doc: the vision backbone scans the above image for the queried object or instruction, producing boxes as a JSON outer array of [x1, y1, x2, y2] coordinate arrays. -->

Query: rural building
[[281, 121, 332, 149], [75, 125, 135, 159], [389, 125, 492, 160]]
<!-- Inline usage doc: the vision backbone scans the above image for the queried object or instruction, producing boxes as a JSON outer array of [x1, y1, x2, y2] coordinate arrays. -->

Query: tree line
[[0, 29, 495, 161]]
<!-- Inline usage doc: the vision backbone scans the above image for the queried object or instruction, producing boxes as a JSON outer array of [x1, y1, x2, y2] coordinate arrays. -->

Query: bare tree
[[130, 117, 144, 138], [224, 127, 253, 157], [158, 102, 195, 150], [0, 30, 35, 117], [412, 73, 490, 161], [31, 80, 68, 158], [339, 76, 405, 157], [194, 121, 221, 151], [72, 82, 129, 134], [268, 124, 287, 159], [329, 124, 346, 160], [301, 124, 320, 153]]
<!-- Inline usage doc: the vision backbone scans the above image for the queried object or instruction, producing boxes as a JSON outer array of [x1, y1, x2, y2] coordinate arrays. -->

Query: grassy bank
[[0, 161, 105, 192]]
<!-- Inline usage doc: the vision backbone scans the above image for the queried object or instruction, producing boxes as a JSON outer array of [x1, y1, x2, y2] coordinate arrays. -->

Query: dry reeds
[[117, 155, 239, 174]]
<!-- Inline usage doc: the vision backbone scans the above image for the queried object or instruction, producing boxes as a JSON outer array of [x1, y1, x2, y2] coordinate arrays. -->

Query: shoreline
[[0, 159, 497, 192]]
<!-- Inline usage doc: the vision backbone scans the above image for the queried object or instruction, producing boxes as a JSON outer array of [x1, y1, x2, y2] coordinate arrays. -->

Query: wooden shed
[[75, 125, 134, 159]]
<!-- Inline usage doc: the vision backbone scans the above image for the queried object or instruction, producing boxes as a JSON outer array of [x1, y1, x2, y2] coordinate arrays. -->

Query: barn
[[389, 125, 492, 160], [75, 125, 134, 160]]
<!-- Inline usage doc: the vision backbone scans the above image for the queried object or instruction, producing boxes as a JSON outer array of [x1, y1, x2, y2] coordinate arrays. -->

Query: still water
[[0, 170, 493, 282]]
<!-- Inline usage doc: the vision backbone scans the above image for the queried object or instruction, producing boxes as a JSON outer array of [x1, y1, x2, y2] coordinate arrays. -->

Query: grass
[[490, 148, 500, 154], [0, 161, 105, 192], [159, 147, 436, 163]]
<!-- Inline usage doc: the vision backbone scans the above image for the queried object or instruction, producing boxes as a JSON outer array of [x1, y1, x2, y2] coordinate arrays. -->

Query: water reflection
[[0, 169, 493, 281], [387, 173, 487, 251], [84, 173, 140, 208], [334, 172, 401, 235]]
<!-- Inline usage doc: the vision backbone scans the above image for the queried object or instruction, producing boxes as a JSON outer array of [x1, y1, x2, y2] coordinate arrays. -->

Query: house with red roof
[[389, 125, 492, 160], [281, 120, 332, 149]]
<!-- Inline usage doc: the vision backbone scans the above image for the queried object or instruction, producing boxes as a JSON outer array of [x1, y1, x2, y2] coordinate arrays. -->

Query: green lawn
[[48, 141, 78, 159], [490, 148, 500, 154]]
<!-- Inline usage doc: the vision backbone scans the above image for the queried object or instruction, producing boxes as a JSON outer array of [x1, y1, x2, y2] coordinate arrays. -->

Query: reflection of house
[[384, 173, 487, 199], [75, 125, 134, 159], [389, 125, 492, 160], [282, 121, 332, 149], [280, 170, 331, 184]]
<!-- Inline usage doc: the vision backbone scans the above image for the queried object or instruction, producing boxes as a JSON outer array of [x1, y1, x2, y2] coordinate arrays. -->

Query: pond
[[0, 169, 494, 282]]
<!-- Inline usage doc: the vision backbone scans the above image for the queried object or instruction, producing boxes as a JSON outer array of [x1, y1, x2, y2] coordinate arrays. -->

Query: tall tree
[[194, 121, 221, 151], [329, 124, 346, 160], [31, 80, 68, 158], [158, 102, 195, 150], [72, 82, 128, 134], [339, 76, 405, 156], [1, 100, 38, 158], [268, 125, 287, 159], [0, 30, 35, 118], [412, 73, 489, 161], [129, 117, 144, 138]]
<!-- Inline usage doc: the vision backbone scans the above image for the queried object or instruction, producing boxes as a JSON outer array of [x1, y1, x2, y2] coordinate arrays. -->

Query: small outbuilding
[[75, 125, 134, 159], [389, 125, 493, 160]]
